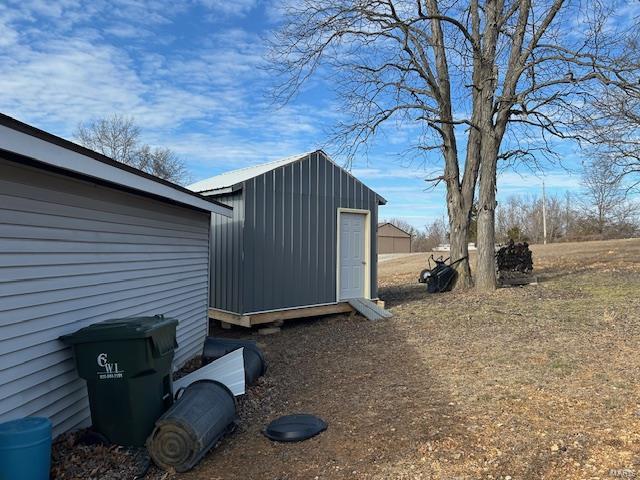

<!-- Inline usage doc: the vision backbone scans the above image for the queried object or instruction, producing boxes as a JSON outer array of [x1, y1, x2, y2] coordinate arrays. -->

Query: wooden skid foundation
[[498, 274, 538, 287], [209, 300, 387, 328]]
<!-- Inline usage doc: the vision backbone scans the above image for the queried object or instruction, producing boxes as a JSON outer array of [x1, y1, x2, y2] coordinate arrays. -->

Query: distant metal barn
[[377, 222, 412, 254], [189, 151, 387, 326]]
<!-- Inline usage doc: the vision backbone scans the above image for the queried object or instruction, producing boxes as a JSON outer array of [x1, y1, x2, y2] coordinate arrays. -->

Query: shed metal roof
[[188, 150, 387, 204], [0, 113, 233, 217], [188, 152, 313, 193]]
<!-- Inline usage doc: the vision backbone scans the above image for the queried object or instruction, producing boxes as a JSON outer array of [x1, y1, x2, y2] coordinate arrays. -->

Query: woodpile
[[496, 240, 533, 273], [496, 240, 535, 286]]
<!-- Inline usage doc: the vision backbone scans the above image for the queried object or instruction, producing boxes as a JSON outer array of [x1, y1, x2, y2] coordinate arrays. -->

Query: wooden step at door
[[347, 298, 393, 321]]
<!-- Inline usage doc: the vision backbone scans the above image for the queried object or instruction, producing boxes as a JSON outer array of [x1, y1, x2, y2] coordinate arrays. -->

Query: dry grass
[[192, 238, 640, 480]]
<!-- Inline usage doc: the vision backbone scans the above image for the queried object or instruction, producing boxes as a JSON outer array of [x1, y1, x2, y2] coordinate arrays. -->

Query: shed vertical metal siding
[[209, 190, 244, 313], [0, 159, 210, 437], [241, 151, 378, 314]]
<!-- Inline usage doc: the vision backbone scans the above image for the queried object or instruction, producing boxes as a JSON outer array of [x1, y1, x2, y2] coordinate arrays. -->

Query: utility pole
[[542, 180, 548, 245]]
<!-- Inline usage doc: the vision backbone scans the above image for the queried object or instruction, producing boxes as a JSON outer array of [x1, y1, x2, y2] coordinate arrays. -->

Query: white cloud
[[170, 132, 315, 175], [497, 171, 582, 191], [0, 21, 18, 48], [0, 0, 333, 173], [198, 0, 258, 16], [104, 23, 153, 39], [351, 167, 429, 180], [0, 38, 142, 130]]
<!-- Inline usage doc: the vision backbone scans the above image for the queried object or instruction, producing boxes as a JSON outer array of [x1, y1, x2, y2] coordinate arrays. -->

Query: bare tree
[[74, 115, 189, 184], [136, 145, 189, 186], [423, 218, 448, 250], [495, 188, 639, 242], [75, 114, 140, 164], [577, 30, 640, 192], [385, 217, 418, 236], [581, 157, 636, 235], [497, 192, 572, 243], [267, 0, 640, 290]]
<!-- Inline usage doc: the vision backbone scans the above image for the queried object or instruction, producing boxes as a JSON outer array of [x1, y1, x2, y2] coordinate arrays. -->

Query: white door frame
[[336, 207, 371, 301]]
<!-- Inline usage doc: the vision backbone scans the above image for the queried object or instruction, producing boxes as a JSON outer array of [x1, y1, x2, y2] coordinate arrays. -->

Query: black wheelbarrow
[[418, 255, 468, 293]]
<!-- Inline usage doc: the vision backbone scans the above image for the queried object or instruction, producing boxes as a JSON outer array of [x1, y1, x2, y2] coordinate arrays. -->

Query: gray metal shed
[[0, 114, 232, 436], [189, 151, 386, 323]]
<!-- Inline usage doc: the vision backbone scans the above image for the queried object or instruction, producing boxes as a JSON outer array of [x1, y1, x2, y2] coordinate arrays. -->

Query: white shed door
[[339, 212, 366, 300]]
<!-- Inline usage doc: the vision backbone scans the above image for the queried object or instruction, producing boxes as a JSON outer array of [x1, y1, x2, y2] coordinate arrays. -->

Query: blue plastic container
[[0, 417, 52, 480]]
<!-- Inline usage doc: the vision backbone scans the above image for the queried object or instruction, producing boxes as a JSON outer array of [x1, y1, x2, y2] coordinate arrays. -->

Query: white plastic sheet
[[173, 348, 246, 396]]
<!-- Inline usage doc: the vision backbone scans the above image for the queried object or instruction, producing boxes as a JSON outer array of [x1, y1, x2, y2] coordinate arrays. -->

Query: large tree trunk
[[476, 133, 499, 291], [598, 207, 605, 234], [449, 208, 473, 288], [443, 137, 474, 290], [476, 200, 496, 290]]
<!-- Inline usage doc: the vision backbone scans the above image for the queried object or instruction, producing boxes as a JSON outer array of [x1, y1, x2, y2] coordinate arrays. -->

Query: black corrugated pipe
[[146, 380, 236, 473], [202, 337, 267, 385]]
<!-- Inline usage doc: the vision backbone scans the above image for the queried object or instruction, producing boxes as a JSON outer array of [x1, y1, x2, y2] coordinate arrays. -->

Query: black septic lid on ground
[[263, 414, 327, 442]]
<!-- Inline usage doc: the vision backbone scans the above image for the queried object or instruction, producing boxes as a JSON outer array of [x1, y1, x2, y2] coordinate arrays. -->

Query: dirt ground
[[187, 238, 640, 480]]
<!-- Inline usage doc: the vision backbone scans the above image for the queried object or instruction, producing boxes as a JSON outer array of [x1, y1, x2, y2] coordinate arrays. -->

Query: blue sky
[[0, 0, 607, 228]]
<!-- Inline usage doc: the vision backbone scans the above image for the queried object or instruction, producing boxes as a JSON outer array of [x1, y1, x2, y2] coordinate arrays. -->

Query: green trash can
[[60, 315, 178, 447]]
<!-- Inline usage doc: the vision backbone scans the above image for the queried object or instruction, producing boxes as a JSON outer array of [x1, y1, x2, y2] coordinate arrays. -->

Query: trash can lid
[[60, 315, 178, 345], [0, 417, 51, 448], [263, 414, 327, 443]]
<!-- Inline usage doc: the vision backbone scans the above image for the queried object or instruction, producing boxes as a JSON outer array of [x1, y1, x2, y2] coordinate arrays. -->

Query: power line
[[542, 179, 548, 245]]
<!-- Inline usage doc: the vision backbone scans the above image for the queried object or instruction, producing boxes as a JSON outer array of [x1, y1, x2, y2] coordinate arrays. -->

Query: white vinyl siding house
[[0, 114, 231, 436]]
